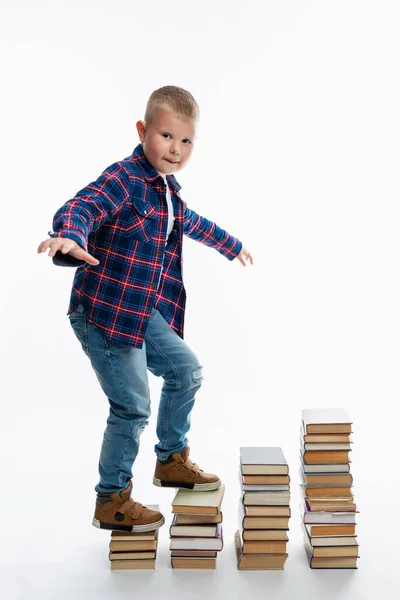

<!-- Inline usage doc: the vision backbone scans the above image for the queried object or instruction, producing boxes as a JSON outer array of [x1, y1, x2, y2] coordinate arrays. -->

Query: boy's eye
[[162, 133, 171, 139], [183, 139, 191, 145]]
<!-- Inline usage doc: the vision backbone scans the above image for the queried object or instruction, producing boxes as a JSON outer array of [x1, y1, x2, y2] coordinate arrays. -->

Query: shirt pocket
[[120, 198, 158, 243]]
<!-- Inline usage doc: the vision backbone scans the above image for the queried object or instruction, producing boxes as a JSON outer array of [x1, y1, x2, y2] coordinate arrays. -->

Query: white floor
[[3, 0, 400, 597], [1, 434, 398, 600]]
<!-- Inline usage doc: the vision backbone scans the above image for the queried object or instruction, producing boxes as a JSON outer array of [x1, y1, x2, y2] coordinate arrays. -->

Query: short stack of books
[[300, 408, 359, 569], [169, 485, 225, 569], [235, 446, 291, 570], [108, 506, 161, 570]]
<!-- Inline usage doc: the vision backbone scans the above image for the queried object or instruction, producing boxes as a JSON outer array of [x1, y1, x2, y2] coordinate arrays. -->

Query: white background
[[1, 0, 399, 598]]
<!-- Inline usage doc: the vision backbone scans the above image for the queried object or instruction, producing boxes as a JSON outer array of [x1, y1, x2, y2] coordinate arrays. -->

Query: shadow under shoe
[[93, 481, 165, 532], [153, 445, 221, 491]]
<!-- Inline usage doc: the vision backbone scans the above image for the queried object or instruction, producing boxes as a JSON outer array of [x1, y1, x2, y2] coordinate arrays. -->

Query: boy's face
[[136, 108, 196, 176]]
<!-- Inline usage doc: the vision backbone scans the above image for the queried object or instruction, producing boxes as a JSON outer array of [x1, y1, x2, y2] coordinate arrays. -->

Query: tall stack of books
[[235, 447, 291, 570], [169, 485, 225, 569], [300, 408, 359, 569], [108, 505, 161, 570]]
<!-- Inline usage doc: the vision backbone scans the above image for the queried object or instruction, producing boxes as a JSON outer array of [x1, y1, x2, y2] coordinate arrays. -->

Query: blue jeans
[[69, 305, 203, 493]]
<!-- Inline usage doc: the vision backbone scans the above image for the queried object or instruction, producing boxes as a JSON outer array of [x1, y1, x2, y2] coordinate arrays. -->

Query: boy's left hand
[[236, 247, 253, 266]]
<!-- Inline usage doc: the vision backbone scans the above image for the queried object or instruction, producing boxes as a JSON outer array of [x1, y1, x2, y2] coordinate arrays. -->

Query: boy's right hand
[[37, 238, 100, 265]]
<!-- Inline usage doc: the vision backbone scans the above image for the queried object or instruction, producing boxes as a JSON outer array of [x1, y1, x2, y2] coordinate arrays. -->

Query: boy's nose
[[170, 142, 180, 155]]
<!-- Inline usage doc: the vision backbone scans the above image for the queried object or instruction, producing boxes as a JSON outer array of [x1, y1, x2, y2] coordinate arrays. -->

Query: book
[[305, 544, 357, 569], [303, 486, 353, 497], [110, 559, 156, 570], [305, 523, 356, 536], [109, 539, 158, 552], [304, 537, 358, 558], [240, 447, 289, 475], [300, 470, 353, 486], [244, 504, 291, 517], [110, 530, 157, 541], [242, 539, 288, 555], [302, 501, 357, 524], [240, 503, 290, 529], [109, 551, 156, 561], [303, 442, 352, 451], [242, 483, 290, 492], [302, 408, 352, 434], [235, 530, 288, 570], [170, 550, 217, 557], [171, 557, 217, 569], [301, 460, 351, 473], [169, 524, 223, 551], [174, 512, 223, 525], [243, 491, 290, 505], [242, 529, 289, 541], [171, 484, 225, 515], [303, 450, 351, 464], [306, 499, 356, 512], [300, 424, 352, 443], [302, 522, 357, 546], [170, 515, 218, 538], [242, 475, 291, 485]]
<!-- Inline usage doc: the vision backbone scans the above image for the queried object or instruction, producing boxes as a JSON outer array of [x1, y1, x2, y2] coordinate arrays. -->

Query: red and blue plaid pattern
[[49, 144, 242, 347]]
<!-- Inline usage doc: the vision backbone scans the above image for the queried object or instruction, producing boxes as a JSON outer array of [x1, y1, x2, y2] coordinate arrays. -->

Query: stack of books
[[169, 485, 225, 569], [108, 505, 161, 570], [235, 447, 291, 570], [300, 408, 359, 569]]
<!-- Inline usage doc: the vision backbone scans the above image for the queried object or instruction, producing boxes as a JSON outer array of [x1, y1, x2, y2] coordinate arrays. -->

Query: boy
[[37, 86, 253, 532]]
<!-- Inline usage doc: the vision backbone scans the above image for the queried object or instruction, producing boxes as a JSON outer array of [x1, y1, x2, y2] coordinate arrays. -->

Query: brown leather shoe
[[153, 445, 221, 491], [93, 481, 165, 532]]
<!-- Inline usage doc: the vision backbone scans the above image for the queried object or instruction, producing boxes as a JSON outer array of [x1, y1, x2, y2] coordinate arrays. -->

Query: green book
[[172, 484, 225, 515]]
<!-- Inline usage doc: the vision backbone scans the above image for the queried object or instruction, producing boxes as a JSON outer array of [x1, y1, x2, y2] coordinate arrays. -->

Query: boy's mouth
[[164, 159, 179, 164]]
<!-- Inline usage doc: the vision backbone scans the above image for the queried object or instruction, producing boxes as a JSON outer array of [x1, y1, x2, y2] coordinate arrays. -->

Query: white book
[[302, 408, 352, 434], [169, 524, 223, 551], [240, 447, 289, 475], [242, 483, 290, 492], [301, 502, 357, 524], [301, 437, 352, 451]]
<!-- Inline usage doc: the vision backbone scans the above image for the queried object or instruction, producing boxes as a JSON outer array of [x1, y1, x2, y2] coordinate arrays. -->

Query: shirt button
[[144, 210, 147, 215]]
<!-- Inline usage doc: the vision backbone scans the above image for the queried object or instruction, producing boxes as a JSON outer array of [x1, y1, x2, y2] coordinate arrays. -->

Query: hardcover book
[[302, 501, 357, 524], [169, 514, 218, 538], [171, 484, 225, 515], [302, 408, 352, 434], [169, 524, 223, 551], [304, 543, 358, 569], [243, 491, 291, 506], [110, 559, 156, 570], [171, 557, 217, 569], [240, 447, 289, 475], [235, 530, 288, 570], [174, 512, 223, 525], [239, 502, 290, 529]]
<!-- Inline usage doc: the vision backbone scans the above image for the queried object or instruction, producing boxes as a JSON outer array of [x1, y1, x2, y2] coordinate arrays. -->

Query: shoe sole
[[153, 477, 221, 491], [92, 516, 165, 532]]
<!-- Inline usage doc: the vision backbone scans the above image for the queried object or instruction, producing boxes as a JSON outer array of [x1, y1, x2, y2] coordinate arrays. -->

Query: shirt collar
[[132, 144, 182, 192]]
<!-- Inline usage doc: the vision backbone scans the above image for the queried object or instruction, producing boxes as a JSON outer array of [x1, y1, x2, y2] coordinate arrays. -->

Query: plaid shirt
[[49, 144, 242, 347]]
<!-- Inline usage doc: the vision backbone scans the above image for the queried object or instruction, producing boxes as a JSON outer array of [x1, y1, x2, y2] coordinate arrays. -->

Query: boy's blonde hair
[[145, 86, 199, 124]]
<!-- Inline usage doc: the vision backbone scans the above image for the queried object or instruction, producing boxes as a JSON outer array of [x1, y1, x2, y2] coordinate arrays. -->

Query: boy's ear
[[136, 120, 146, 142]]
